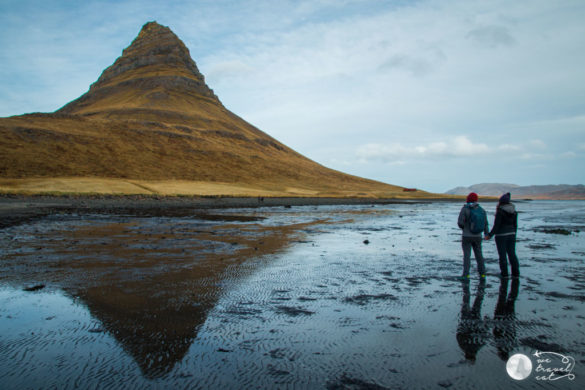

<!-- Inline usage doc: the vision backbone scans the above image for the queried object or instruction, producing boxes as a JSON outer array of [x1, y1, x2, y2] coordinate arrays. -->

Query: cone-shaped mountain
[[0, 21, 428, 197], [59, 21, 220, 117]]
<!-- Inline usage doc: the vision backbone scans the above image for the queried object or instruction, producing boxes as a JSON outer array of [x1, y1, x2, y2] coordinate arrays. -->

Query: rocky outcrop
[[94, 22, 205, 86]]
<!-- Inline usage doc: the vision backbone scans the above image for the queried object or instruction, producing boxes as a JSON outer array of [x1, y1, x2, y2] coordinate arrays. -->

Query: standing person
[[487, 192, 519, 278], [458, 192, 489, 280]]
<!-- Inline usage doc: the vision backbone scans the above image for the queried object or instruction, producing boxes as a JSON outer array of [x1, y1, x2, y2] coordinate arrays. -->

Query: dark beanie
[[466, 192, 478, 203], [499, 192, 511, 204]]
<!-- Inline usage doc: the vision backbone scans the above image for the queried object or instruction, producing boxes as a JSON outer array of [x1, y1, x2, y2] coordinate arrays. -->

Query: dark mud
[[0, 200, 584, 389], [0, 194, 437, 229]]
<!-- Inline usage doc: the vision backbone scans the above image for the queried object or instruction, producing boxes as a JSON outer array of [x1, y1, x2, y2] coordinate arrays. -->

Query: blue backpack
[[468, 205, 486, 234]]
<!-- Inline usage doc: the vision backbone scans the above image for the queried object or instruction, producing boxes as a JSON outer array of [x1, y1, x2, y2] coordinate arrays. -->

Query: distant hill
[[445, 183, 585, 200], [0, 21, 444, 199]]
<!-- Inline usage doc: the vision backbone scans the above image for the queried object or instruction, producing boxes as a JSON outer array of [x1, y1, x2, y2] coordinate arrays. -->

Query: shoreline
[[1, 194, 564, 230], [0, 194, 463, 229]]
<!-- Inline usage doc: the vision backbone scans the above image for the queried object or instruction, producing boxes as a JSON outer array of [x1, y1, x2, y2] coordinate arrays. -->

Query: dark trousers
[[495, 234, 519, 277], [462, 236, 486, 276]]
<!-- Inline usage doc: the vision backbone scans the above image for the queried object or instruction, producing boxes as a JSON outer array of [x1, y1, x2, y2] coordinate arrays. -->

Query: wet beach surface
[[0, 200, 583, 389], [0, 195, 432, 229]]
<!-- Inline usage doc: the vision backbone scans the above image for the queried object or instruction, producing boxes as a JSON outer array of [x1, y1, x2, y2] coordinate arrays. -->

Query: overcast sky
[[1, 0, 584, 193]]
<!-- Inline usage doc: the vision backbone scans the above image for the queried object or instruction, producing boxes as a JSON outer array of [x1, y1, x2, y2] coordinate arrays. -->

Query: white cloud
[[450, 136, 491, 155], [498, 144, 521, 152], [356, 136, 491, 163], [529, 139, 547, 149], [520, 152, 554, 160], [354, 136, 570, 166]]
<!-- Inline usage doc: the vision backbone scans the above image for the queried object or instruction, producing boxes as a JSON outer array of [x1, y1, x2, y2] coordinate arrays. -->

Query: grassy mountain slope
[[0, 22, 440, 198]]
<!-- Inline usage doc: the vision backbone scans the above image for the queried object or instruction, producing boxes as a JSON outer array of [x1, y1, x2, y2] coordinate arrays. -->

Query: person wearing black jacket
[[487, 193, 519, 278]]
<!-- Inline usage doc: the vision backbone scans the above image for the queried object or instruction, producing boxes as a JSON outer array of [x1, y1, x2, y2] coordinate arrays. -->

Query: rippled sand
[[0, 201, 584, 388]]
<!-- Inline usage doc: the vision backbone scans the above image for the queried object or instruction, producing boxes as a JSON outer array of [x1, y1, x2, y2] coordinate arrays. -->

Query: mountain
[[446, 183, 520, 196], [0, 21, 438, 198], [58, 21, 220, 117], [445, 183, 585, 200]]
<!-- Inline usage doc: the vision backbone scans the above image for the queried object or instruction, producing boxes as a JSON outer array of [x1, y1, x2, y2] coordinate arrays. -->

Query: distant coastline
[[445, 183, 585, 200]]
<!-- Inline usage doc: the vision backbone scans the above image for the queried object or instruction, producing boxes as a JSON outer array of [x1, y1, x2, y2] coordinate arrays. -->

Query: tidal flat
[[0, 200, 584, 389]]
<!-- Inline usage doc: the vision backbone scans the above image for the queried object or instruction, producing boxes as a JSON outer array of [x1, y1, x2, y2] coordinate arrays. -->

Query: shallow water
[[0, 200, 583, 389]]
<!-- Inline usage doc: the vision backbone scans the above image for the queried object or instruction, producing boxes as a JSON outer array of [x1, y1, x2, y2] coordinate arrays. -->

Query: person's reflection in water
[[493, 277, 520, 360], [456, 279, 488, 362]]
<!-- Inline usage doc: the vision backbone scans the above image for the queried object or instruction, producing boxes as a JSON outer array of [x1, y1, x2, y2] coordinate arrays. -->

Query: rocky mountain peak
[[59, 21, 219, 115], [91, 21, 204, 89]]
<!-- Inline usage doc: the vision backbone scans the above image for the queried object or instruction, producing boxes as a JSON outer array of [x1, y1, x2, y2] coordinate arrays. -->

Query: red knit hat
[[466, 192, 478, 203]]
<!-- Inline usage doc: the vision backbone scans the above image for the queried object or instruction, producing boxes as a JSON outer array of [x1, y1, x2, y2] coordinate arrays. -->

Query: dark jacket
[[489, 203, 518, 237], [458, 202, 489, 237]]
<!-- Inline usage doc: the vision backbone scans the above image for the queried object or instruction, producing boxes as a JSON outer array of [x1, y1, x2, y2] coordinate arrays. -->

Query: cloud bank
[[357, 136, 491, 162]]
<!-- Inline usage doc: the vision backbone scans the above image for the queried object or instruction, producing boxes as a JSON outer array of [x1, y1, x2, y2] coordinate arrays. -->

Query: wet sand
[[0, 200, 583, 388], [0, 194, 449, 230]]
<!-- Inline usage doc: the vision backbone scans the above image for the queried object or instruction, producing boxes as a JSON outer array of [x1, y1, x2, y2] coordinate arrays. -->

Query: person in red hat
[[457, 192, 489, 279]]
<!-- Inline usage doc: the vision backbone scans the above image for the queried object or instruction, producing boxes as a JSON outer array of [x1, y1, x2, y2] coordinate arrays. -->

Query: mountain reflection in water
[[0, 213, 319, 378]]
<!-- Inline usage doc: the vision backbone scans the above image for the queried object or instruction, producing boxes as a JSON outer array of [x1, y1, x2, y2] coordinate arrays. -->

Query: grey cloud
[[378, 54, 433, 76], [205, 60, 255, 82], [466, 25, 516, 48]]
